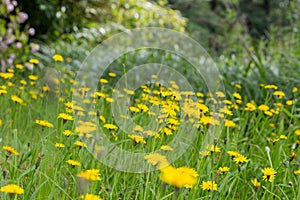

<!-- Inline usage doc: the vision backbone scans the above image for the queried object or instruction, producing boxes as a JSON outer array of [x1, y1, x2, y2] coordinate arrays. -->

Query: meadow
[[0, 51, 299, 200]]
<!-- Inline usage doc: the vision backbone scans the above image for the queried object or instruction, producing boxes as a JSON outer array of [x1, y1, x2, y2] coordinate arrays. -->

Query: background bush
[[0, 0, 35, 69]]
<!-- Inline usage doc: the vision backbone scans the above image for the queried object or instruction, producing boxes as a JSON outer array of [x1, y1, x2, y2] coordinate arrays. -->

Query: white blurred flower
[[28, 28, 36, 36], [18, 12, 28, 23], [25, 63, 34, 71]]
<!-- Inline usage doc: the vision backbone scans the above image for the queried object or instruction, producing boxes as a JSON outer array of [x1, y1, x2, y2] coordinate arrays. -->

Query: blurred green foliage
[[21, 0, 187, 69], [18, 0, 108, 40], [1, 0, 187, 70], [18, 0, 186, 41], [109, 0, 186, 32], [166, 0, 300, 53]]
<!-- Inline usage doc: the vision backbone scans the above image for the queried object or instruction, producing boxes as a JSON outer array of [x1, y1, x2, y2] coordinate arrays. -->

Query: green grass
[[0, 54, 299, 200]]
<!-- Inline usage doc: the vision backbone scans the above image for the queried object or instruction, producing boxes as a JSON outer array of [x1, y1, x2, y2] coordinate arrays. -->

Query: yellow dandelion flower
[[286, 100, 293, 105], [273, 91, 285, 99], [262, 167, 277, 182], [279, 135, 287, 140], [66, 159, 81, 166], [0, 184, 24, 194], [258, 104, 269, 111], [200, 151, 210, 157], [35, 120, 54, 128], [3, 145, 19, 155], [42, 86, 50, 92], [160, 165, 198, 188], [57, 113, 74, 121], [275, 103, 283, 108], [264, 110, 273, 116], [167, 118, 180, 126], [99, 115, 106, 123], [251, 179, 261, 187], [233, 92, 242, 99], [245, 102, 256, 111], [52, 54, 64, 62], [272, 138, 279, 143], [235, 83, 242, 89], [199, 116, 211, 125], [144, 153, 169, 167], [55, 143, 65, 148], [65, 108, 72, 113], [151, 74, 158, 79], [128, 135, 146, 144], [93, 92, 107, 98], [80, 193, 102, 200], [0, 89, 7, 95], [73, 105, 85, 111], [108, 72, 116, 77], [77, 169, 101, 181], [29, 59, 39, 64], [208, 145, 221, 153], [20, 80, 27, 85], [103, 123, 118, 130], [294, 169, 300, 175], [129, 106, 141, 113], [74, 141, 87, 148], [225, 119, 236, 127], [105, 97, 114, 103], [11, 95, 24, 104], [144, 130, 159, 137], [198, 103, 209, 113], [236, 99, 242, 104], [124, 88, 135, 95], [0, 72, 14, 79], [7, 82, 14, 87], [264, 85, 277, 90], [64, 102, 73, 108], [75, 122, 96, 135], [88, 111, 97, 116], [223, 100, 233, 105], [160, 145, 173, 151], [295, 130, 300, 136], [16, 64, 24, 69], [137, 103, 149, 112], [66, 57, 72, 62], [133, 125, 143, 132], [233, 155, 249, 164], [290, 152, 296, 161], [163, 127, 173, 135], [63, 130, 73, 136], [292, 87, 298, 93], [218, 167, 230, 173], [216, 91, 225, 98], [201, 180, 218, 191], [28, 75, 38, 81], [227, 151, 241, 157], [197, 92, 204, 97], [99, 78, 108, 84]]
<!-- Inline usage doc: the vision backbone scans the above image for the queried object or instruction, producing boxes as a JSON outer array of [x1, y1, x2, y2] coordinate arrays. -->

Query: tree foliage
[[18, 0, 186, 41], [165, 0, 300, 53]]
